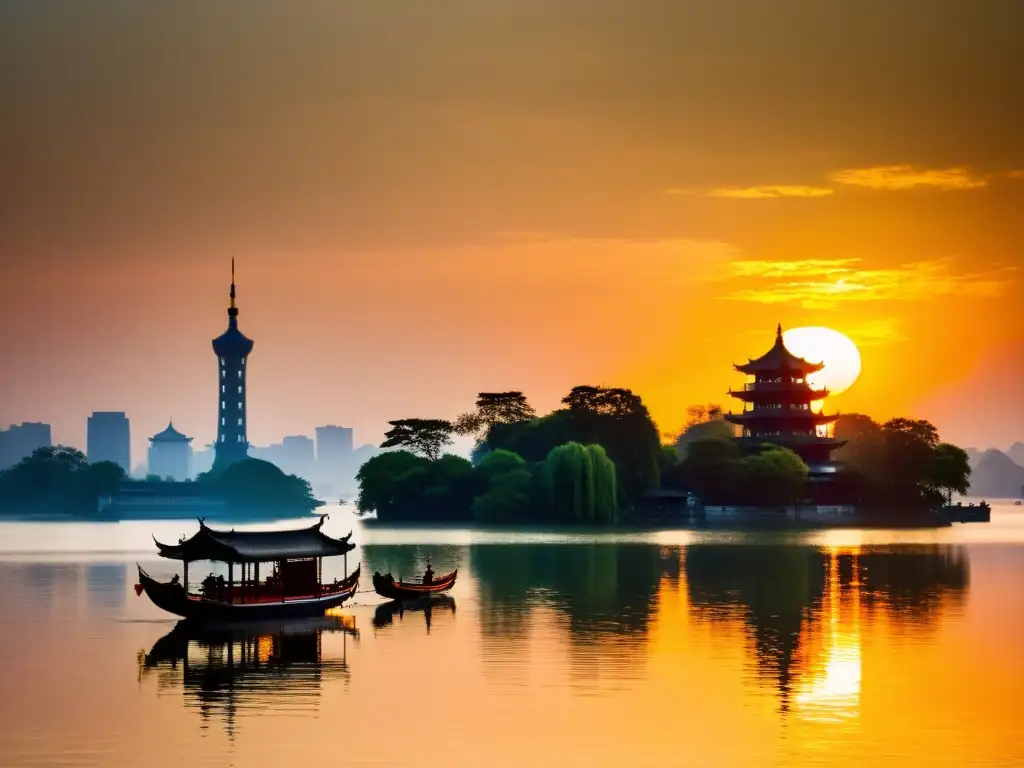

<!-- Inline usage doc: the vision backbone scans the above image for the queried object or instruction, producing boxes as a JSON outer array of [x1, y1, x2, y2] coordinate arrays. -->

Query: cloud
[[724, 257, 1017, 309], [1003, 170, 1024, 180], [667, 185, 833, 199], [847, 319, 909, 346], [829, 165, 988, 191]]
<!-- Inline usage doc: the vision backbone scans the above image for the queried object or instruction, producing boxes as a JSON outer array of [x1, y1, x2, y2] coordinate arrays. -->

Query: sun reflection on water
[[794, 548, 862, 724]]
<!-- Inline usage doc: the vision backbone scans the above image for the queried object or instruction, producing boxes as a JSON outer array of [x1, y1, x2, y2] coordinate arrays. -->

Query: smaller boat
[[372, 562, 457, 601]]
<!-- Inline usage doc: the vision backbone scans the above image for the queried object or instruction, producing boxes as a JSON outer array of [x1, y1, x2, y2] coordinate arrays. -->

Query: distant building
[[192, 446, 216, 477], [281, 435, 315, 477], [87, 412, 131, 472], [316, 425, 353, 469], [148, 422, 194, 481], [0, 422, 51, 469], [212, 260, 254, 470]]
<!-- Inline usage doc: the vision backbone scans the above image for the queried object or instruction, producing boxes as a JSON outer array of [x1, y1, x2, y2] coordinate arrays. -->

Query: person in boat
[[170, 573, 181, 589], [202, 573, 216, 599], [423, 560, 434, 585]]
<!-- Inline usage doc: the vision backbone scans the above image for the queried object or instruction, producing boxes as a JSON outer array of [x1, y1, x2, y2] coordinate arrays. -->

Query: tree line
[[357, 387, 662, 524], [0, 446, 320, 517]]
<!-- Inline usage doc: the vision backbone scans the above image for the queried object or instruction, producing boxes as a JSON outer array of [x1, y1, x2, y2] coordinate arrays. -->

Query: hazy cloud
[[725, 257, 1016, 309], [829, 165, 988, 191], [667, 185, 833, 199]]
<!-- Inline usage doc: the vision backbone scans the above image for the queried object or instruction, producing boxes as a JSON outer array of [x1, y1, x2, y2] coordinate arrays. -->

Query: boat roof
[[154, 516, 354, 563]]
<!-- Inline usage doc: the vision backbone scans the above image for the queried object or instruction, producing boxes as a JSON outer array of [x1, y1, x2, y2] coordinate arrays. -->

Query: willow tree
[[544, 442, 617, 524], [588, 444, 618, 524]]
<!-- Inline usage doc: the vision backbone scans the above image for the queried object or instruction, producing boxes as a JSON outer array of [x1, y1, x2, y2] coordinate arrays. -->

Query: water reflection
[[361, 544, 462, 584], [685, 544, 969, 717], [138, 614, 358, 737], [471, 544, 672, 690], [372, 596, 456, 633]]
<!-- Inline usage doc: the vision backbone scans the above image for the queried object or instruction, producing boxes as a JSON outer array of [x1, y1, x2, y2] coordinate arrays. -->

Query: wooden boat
[[136, 516, 360, 622], [372, 568, 457, 600]]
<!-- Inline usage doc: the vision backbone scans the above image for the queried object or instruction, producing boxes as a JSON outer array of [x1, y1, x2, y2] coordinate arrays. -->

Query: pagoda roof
[[150, 422, 193, 443], [153, 516, 354, 563], [735, 325, 824, 375]]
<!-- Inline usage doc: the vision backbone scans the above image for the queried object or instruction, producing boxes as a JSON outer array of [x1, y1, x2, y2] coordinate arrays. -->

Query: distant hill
[[970, 450, 1024, 499], [1008, 442, 1024, 468]]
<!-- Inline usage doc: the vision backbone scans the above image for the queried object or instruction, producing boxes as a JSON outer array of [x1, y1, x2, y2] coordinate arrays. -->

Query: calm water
[[2, 503, 1024, 767]]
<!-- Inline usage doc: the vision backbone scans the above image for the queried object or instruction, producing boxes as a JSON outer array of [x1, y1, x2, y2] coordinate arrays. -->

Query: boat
[[135, 515, 360, 622], [372, 567, 457, 601]]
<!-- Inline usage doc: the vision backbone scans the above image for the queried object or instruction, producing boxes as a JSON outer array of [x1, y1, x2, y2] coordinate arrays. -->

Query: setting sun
[[783, 327, 863, 396]]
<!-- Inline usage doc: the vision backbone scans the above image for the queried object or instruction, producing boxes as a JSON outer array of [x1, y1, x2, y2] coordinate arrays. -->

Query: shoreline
[[358, 517, 954, 532]]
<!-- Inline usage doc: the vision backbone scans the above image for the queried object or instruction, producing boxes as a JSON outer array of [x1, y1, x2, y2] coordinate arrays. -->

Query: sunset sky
[[1, 2, 1021, 462]]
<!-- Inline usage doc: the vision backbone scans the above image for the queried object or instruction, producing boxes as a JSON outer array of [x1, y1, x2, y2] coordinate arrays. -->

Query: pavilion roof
[[154, 516, 354, 562], [150, 421, 193, 443], [735, 325, 825, 375]]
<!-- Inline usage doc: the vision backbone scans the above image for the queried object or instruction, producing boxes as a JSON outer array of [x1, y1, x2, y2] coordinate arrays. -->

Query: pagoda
[[212, 260, 254, 469], [725, 324, 844, 469], [148, 421, 193, 480]]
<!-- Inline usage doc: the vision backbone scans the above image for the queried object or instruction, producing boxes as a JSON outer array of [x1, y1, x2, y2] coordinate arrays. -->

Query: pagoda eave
[[727, 388, 829, 402], [736, 436, 847, 448], [725, 412, 839, 426]]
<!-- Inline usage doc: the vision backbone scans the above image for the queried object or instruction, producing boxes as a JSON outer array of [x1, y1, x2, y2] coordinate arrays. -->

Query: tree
[[685, 404, 724, 429], [86, 461, 127, 498], [675, 437, 742, 503], [0, 447, 124, 514], [355, 451, 428, 518], [454, 392, 537, 438], [929, 443, 972, 504], [472, 451, 533, 524], [486, 387, 661, 505], [204, 458, 319, 513], [882, 418, 942, 506], [543, 442, 617, 524], [562, 386, 645, 418], [381, 419, 454, 461], [737, 446, 809, 507], [674, 403, 734, 459]]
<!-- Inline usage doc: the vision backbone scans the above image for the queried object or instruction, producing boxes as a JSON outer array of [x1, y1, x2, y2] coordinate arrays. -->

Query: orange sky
[[0, 2, 1021, 462]]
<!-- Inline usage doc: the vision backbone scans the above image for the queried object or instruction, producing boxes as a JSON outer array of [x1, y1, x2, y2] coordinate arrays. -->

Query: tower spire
[[776, 322, 783, 341], [228, 259, 239, 322]]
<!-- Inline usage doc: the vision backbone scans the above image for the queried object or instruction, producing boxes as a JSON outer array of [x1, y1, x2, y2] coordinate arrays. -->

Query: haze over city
[[1, 2, 1021, 462]]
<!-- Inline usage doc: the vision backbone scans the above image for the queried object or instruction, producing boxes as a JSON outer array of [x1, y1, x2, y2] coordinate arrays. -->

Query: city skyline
[[1, 3, 1021, 454]]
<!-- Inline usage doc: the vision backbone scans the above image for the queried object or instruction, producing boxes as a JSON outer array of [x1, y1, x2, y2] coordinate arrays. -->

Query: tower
[[725, 324, 844, 468], [212, 260, 254, 469]]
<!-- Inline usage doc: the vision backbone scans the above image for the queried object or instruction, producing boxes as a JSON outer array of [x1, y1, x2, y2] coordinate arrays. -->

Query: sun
[[782, 326, 862, 396]]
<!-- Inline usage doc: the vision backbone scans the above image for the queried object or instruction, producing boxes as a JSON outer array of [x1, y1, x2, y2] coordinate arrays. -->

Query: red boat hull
[[372, 569, 457, 600]]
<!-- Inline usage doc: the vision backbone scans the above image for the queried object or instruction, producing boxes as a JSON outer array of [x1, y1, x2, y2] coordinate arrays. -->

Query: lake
[[1, 502, 1023, 767]]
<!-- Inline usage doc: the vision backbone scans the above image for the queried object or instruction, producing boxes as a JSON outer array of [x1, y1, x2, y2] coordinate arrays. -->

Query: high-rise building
[[0, 422, 52, 469], [212, 260, 254, 469], [316, 425, 354, 469], [148, 422, 194, 480], [280, 435, 315, 478], [87, 412, 131, 472]]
